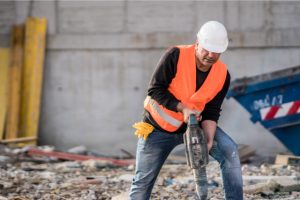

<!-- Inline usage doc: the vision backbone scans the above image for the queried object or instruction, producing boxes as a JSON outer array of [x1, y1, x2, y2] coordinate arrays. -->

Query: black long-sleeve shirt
[[143, 47, 230, 134]]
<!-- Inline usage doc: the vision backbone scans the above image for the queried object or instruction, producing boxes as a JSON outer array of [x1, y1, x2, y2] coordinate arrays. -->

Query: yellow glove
[[132, 122, 154, 141]]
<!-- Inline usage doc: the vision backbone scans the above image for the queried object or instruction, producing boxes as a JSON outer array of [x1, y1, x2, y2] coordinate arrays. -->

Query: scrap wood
[[0, 136, 36, 144], [275, 154, 300, 165], [27, 148, 135, 167]]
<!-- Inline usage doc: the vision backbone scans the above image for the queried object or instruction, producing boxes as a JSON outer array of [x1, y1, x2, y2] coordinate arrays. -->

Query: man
[[130, 21, 243, 200]]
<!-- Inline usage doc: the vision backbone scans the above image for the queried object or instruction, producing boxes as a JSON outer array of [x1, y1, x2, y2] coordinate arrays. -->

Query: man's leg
[[209, 127, 243, 200], [129, 130, 180, 200]]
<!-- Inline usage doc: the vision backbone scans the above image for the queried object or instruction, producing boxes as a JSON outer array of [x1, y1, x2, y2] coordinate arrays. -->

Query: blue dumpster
[[227, 66, 300, 155]]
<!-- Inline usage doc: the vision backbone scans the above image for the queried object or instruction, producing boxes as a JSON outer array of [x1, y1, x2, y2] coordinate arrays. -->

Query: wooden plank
[[6, 25, 24, 140], [0, 136, 36, 144], [19, 17, 47, 144], [0, 49, 10, 140], [275, 154, 300, 165], [27, 148, 135, 167]]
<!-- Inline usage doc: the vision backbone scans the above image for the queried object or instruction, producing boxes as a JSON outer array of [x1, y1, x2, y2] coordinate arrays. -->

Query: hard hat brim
[[200, 39, 228, 53]]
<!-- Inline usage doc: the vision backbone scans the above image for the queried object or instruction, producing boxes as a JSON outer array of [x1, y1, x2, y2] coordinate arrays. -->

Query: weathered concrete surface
[[40, 50, 160, 154], [1, 1, 300, 156], [0, 1, 15, 47], [58, 1, 125, 34]]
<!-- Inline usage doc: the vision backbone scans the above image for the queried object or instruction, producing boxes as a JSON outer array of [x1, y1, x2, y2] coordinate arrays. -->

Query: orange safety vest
[[144, 44, 227, 132]]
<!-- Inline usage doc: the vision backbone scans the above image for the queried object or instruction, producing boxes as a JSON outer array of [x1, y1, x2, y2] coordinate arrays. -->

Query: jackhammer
[[184, 114, 209, 200]]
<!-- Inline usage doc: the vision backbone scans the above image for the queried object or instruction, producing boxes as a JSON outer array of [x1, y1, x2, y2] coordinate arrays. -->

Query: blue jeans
[[129, 127, 243, 200]]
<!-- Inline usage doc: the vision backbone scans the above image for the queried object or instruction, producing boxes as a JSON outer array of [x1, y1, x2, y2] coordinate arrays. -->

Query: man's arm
[[201, 71, 231, 150], [147, 47, 180, 111], [201, 120, 217, 151]]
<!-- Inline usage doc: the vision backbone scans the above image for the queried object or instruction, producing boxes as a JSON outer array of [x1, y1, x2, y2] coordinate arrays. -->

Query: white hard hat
[[197, 21, 229, 53]]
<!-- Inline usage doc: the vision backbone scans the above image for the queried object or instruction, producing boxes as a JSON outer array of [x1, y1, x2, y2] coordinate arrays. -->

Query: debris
[[27, 147, 135, 167], [81, 159, 114, 169], [67, 145, 87, 155], [0, 155, 11, 163], [0, 145, 299, 199], [114, 174, 133, 182], [244, 180, 280, 194], [37, 145, 55, 152], [0, 137, 37, 144], [112, 192, 128, 200], [242, 175, 298, 182], [275, 154, 300, 165]]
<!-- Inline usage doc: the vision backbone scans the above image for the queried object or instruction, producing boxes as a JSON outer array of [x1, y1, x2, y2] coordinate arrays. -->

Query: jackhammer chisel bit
[[184, 114, 209, 200]]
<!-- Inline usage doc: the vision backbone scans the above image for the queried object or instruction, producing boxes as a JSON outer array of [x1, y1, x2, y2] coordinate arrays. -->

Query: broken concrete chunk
[[112, 174, 133, 182], [0, 155, 11, 163], [244, 180, 280, 194], [67, 145, 87, 155], [112, 192, 129, 200]]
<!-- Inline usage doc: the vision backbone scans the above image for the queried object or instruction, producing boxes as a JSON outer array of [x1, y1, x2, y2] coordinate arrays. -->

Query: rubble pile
[[0, 146, 299, 200]]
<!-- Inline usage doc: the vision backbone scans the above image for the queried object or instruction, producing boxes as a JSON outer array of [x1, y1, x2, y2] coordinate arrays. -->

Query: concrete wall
[[1, 1, 300, 156]]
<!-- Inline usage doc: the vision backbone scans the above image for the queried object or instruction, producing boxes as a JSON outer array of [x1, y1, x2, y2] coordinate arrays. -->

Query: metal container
[[227, 66, 300, 155]]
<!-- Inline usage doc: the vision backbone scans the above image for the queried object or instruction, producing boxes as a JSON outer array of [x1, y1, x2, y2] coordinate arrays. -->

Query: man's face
[[195, 43, 221, 68]]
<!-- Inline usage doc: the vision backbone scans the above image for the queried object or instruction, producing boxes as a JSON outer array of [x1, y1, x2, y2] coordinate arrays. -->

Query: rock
[[67, 145, 87, 155], [292, 191, 300, 198], [244, 180, 280, 194], [66, 161, 82, 168], [0, 155, 11, 163], [115, 174, 133, 182], [127, 164, 134, 171], [38, 145, 55, 152], [112, 192, 129, 200], [81, 159, 112, 169]]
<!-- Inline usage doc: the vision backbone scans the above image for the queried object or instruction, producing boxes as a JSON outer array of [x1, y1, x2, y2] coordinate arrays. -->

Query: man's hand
[[177, 102, 201, 123]]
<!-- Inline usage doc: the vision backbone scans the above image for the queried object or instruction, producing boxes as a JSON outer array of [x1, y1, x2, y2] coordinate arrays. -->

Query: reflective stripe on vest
[[144, 44, 227, 132], [144, 96, 182, 128]]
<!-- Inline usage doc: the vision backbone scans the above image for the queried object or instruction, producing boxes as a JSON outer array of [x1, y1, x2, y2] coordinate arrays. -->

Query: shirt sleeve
[[201, 71, 231, 122], [147, 47, 181, 112]]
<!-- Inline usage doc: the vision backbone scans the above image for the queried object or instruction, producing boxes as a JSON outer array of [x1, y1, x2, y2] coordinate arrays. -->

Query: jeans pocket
[[146, 129, 176, 147]]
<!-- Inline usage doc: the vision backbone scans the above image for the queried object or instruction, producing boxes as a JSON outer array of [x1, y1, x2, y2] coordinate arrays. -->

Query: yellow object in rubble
[[132, 122, 154, 141], [0, 49, 10, 140]]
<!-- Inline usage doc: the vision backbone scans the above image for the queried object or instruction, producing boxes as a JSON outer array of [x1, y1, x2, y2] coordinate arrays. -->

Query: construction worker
[[130, 21, 243, 200]]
